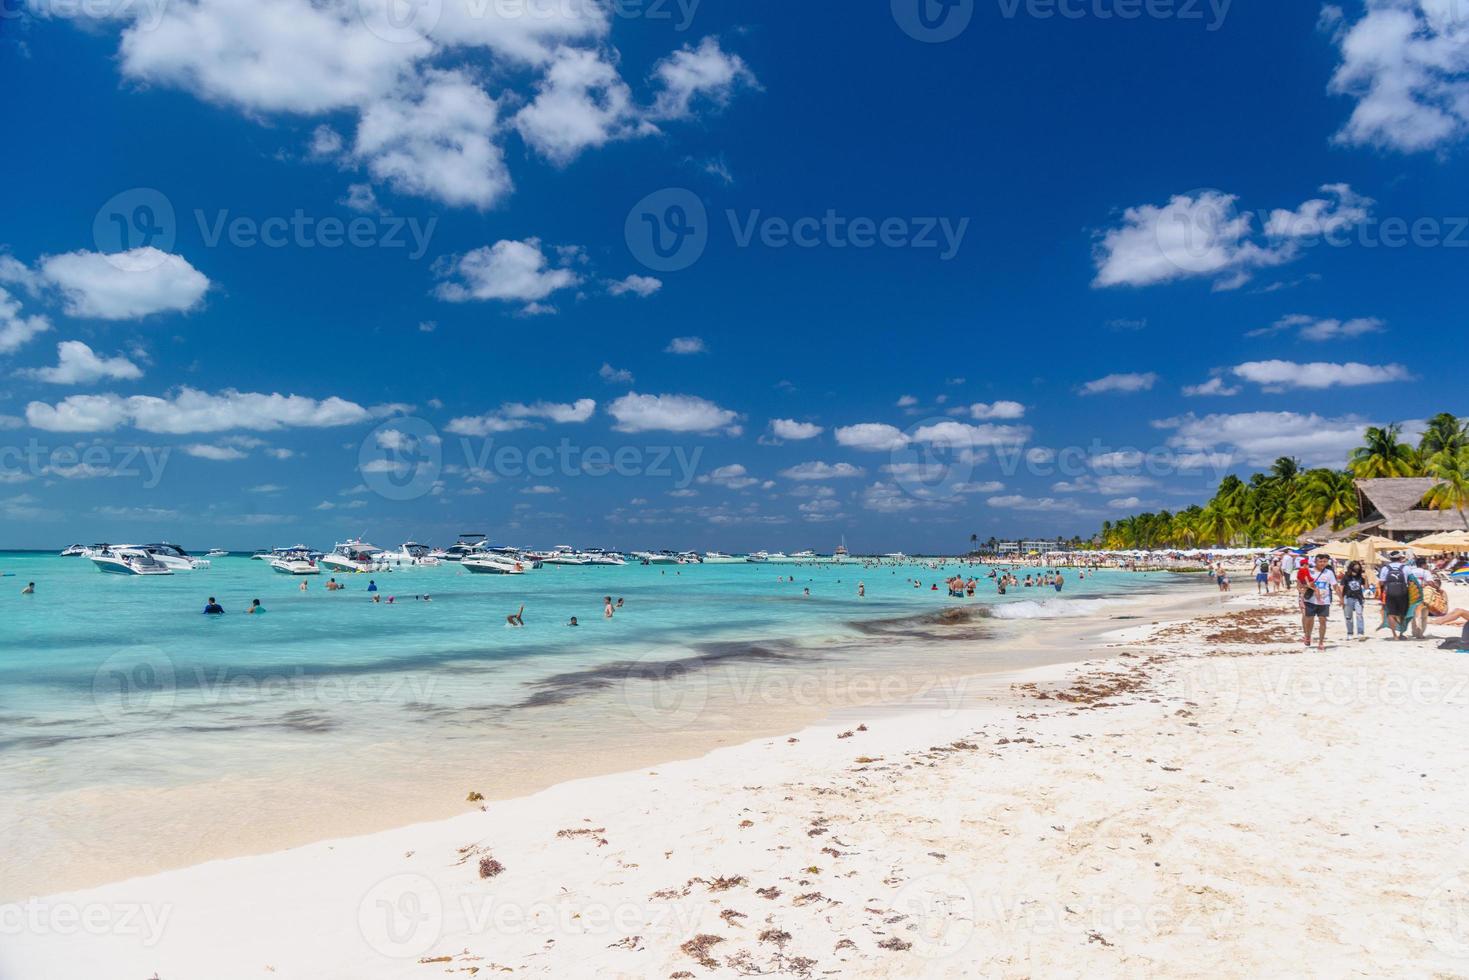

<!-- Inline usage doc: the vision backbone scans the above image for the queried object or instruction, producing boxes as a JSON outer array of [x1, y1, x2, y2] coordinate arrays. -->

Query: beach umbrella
[[1408, 530, 1469, 552], [1310, 540, 1363, 561]]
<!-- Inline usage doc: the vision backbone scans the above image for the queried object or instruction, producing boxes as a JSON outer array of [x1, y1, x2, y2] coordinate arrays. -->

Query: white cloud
[[1107, 497, 1145, 509], [606, 274, 663, 298], [909, 421, 1031, 448], [247, 483, 285, 493], [1230, 360, 1411, 390], [435, 238, 580, 311], [599, 362, 634, 384], [39, 248, 209, 320], [25, 387, 371, 433], [648, 37, 757, 120], [1324, 0, 1469, 153], [21, 341, 142, 384], [665, 336, 706, 355], [0, 285, 51, 354], [520, 484, 559, 495], [607, 392, 740, 434], [987, 495, 1077, 512], [354, 70, 510, 209], [780, 461, 864, 480], [445, 398, 596, 436], [834, 423, 909, 452], [514, 47, 646, 164], [1247, 313, 1386, 342], [698, 463, 760, 490], [968, 400, 1025, 420], [340, 182, 379, 213], [1092, 185, 1372, 289], [1079, 372, 1157, 395], [1182, 376, 1241, 397], [770, 418, 823, 441], [1155, 411, 1376, 468], [182, 443, 248, 461], [896, 394, 918, 408]]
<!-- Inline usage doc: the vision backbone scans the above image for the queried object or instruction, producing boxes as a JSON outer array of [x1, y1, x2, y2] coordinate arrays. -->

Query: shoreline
[[4, 575, 1207, 900], [7, 583, 1469, 975]]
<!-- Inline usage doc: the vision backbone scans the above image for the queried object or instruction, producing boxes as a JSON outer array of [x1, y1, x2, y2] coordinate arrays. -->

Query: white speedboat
[[746, 551, 770, 563], [432, 534, 487, 563], [676, 551, 703, 564], [60, 543, 87, 557], [142, 543, 209, 570], [538, 546, 590, 566], [702, 551, 745, 564], [462, 552, 527, 575], [270, 547, 319, 575], [386, 542, 442, 567], [206, 548, 229, 558], [319, 539, 389, 574], [790, 550, 817, 563], [90, 546, 173, 576], [581, 548, 627, 566]]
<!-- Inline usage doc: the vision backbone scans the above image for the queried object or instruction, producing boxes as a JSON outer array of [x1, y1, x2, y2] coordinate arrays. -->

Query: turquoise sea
[[0, 551, 1183, 897]]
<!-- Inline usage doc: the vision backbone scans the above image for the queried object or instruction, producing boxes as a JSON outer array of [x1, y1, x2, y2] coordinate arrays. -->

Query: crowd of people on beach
[[1250, 548, 1469, 651]]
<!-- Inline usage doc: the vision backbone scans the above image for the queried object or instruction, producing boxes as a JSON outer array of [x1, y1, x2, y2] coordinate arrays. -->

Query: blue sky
[[0, 0, 1465, 552]]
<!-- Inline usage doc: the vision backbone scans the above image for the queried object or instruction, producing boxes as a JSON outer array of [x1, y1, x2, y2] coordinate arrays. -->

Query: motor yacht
[[537, 546, 590, 566], [746, 551, 770, 563], [462, 551, 527, 574], [59, 544, 88, 557], [141, 543, 209, 570], [581, 548, 627, 566], [385, 542, 442, 567], [702, 551, 744, 564], [269, 547, 320, 575], [432, 533, 488, 562], [318, 539, 389, 574], [206, 548, 229, 559], [89, 546, 174, 576]]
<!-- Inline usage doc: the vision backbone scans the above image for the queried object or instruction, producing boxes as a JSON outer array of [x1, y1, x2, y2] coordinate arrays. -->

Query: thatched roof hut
[[1300, 478, 1466, 544]]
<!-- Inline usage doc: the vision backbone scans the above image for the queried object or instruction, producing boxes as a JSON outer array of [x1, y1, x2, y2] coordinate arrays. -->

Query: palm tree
[[1422, 448, 1469, 528], [1270, 456, 1302, 483], [1349, 424, 1422, 478], [1298, 469, 1358, 531], [1419, 413, 1467, 459], [970, 532, 978, 554]]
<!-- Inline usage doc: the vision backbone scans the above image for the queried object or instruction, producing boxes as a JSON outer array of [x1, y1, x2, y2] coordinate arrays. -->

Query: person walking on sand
[[1341, 560, 1367, 640], [1379, 551, 1417, 640], [1301, 554, 1337, 650]]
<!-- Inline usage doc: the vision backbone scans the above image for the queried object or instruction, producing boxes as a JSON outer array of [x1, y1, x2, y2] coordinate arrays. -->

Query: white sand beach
[[6, 586, 1469, 978]]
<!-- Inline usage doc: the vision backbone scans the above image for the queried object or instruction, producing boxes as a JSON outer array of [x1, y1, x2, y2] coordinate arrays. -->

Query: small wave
[[986, 597, 1126, 620]]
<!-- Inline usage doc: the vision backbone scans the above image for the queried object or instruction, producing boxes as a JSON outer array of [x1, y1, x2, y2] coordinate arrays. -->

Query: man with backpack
[[1378, 551, 1419, 640]]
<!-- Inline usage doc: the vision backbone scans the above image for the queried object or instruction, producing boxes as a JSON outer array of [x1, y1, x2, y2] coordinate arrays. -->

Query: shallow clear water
[[0, 551, 1180, 895]]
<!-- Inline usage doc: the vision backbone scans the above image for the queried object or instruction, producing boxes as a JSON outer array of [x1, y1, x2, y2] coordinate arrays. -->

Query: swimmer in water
[[21, 581, 34, 595], [568, 616, 579, 627], [203, 597, 225, 615], [858, 582, 865, 597], [248, 598, 265, 614], [507, 604, 525, 628], [604, 596, 614, 619]]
